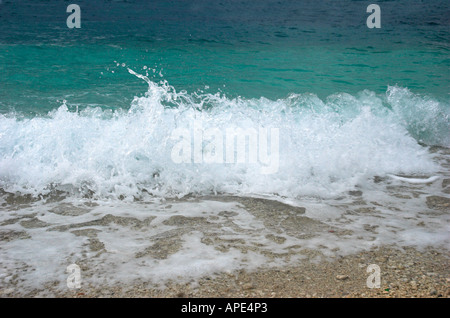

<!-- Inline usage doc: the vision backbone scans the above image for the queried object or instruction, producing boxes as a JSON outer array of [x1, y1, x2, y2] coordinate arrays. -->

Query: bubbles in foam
[[387, 86, 450, 147], [0, 72, 448, 200]]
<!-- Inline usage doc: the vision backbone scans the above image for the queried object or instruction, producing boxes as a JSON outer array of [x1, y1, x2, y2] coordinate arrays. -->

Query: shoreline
[[3, 245, 449, 298], [1, 164, 449, 298]]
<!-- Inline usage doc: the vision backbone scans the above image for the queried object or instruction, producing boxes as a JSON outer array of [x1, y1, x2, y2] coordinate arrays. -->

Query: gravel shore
[[2, 175, 449, 299], [5, 245, 447, 298]]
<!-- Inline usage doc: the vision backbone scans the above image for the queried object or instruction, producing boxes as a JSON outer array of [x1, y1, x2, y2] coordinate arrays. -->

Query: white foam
[[1, 74, 450, 294], [1, 178, 450, 295], [0, 76, 446, 201], [387, 174, 440, 184]]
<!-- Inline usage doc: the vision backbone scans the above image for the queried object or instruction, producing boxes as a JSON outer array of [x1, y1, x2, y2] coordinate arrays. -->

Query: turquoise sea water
[[1, 1, 449, 108]]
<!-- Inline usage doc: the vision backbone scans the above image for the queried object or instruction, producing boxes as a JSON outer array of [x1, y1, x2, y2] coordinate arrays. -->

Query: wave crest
[[0, 73, 448, 200]]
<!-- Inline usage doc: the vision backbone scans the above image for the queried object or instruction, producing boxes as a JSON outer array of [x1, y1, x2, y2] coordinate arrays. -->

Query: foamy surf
[[1, 176, 449, 296], [387, 175, 441, 184], [1, 73, 449, 296], [0, 72, 448, 201]]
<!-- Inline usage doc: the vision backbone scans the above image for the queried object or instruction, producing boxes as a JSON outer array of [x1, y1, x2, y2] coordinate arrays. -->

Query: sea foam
[[0, 71, 448, 200]]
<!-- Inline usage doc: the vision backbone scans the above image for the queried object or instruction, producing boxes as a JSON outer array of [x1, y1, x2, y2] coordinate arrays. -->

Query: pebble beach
[[3, 245, 447, 298]]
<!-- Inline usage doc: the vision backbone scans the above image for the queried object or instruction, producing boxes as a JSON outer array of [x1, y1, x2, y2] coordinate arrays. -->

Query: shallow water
[[1, 147, 448, 294]]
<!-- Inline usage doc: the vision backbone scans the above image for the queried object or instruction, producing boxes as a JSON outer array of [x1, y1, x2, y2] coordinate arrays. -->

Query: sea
[[0, 0, 449, 295]]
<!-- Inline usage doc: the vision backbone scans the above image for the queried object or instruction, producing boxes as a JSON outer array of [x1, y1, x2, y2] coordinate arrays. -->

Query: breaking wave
[[0, 70, 448, 200]]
